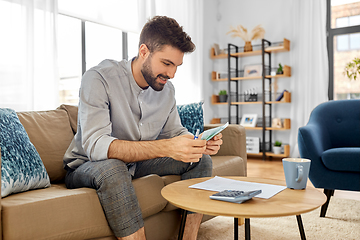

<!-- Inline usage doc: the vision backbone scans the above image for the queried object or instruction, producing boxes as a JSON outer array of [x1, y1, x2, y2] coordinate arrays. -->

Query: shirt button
[[140, 123, 143, 126]]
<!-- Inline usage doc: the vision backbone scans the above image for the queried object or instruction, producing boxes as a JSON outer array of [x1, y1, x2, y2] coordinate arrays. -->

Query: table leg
[[296, 215, 306, 240], [178, 209, 188, 240], [245, 218, 251, 240], [234, 218, 238, 240]]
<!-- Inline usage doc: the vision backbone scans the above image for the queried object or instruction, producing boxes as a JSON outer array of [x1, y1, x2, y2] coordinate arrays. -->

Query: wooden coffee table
[[161, 177, 326, 240]]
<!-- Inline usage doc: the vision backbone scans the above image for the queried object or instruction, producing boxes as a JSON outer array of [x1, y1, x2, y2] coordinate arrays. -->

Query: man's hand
[[203, 133, 223, 155], [167, 134, 206, 163]]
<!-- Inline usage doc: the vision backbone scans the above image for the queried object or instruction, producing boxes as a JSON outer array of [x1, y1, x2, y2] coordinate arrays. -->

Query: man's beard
[[141, 56, 169, 91]]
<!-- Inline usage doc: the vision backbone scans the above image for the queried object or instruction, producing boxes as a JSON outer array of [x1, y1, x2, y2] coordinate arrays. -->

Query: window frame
[[58, 13, 131, 105], [326, 2, 360, 100]]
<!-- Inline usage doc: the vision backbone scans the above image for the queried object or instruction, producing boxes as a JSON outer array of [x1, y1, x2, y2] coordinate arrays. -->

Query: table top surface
[[161, 177, 327, 218]]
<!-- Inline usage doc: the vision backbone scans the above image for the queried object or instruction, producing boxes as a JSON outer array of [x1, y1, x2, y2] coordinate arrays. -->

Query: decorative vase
[[244, 41, 253, 52], [273, 146, 282, 155], [219, 95, 228, 103]]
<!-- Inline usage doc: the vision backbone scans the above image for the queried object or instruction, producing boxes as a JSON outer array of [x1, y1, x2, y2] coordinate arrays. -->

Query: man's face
[[141, 45, 184, 91]]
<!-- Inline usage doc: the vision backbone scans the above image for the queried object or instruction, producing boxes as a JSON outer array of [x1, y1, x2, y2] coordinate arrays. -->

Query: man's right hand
[[166, 134, 207, 163]]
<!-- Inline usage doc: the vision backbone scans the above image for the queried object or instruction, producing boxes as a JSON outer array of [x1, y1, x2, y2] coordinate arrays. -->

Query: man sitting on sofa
[[63, 16, 223, 240]]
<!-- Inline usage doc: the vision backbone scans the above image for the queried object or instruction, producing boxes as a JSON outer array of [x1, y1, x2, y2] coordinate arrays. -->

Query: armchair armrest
[[298, 123, 332, 161], [204, 123, 247, 162]]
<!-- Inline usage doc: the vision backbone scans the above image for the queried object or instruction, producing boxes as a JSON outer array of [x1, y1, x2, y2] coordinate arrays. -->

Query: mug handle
[[296, 164, 303, 182]]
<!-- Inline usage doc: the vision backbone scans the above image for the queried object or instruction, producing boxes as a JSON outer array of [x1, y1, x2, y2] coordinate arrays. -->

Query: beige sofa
[[0, 104, 247, 240]]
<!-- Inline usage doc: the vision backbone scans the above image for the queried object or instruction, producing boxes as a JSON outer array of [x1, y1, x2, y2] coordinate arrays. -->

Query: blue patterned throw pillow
[[177, 101, 204, 135], [0, 108, 50, 198]]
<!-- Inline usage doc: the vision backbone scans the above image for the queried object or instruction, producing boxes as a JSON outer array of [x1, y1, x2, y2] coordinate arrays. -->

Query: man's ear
[[139, 44, 150, 60]]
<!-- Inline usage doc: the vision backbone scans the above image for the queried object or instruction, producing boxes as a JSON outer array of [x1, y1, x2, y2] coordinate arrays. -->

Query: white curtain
[[289, 0, 329, 157], [138, 0, 204, 105], [0, 0, 58, 111]]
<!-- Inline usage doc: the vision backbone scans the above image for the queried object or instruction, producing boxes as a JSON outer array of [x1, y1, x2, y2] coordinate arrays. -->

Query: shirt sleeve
[[78, 70, 117, 161]]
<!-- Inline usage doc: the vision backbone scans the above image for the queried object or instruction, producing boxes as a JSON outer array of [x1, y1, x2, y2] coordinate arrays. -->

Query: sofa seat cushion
[[161, 155, 245, 211], [1, 184, 113, 240], [132, 174, 168, 219], [322, 147, 360, 173], [2, 174, 167, 240]]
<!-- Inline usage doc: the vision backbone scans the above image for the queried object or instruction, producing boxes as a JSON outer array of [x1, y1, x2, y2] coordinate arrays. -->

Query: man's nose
[[167, 66, 177, 79]]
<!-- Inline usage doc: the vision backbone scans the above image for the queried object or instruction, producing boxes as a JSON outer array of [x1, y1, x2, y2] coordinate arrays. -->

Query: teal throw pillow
[[177, 101, 204, 135], [0, 108, 50, 197]]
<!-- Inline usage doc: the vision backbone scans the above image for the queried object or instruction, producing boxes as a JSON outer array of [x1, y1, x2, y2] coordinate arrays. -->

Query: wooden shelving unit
[[210, 38, 290, 59], [211, 118, 291, 131], [212, 91, 291, 105], [247, 144, 290, 158], [210, 38, 292, 159], [212, 65, 291, 82]]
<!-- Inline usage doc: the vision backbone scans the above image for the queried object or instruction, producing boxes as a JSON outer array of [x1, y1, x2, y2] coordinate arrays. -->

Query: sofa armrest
[[204, 124, 247, 167]]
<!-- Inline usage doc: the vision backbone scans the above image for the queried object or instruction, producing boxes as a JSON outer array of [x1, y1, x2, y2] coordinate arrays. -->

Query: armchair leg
[[320, 189, 334, 217]]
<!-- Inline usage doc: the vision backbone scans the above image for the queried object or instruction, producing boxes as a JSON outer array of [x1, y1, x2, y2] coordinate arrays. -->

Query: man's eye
[[163, 62, 170, 66]]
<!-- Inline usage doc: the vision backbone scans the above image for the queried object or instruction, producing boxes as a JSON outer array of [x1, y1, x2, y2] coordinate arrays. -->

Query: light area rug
[[197, 197, 360, 240]]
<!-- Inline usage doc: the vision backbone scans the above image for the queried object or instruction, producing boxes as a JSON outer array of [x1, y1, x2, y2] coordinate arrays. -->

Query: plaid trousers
[[65, 155, 212, 238]]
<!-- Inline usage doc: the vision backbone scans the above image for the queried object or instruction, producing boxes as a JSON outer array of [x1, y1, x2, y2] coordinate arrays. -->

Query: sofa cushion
[[211, 155, 246, 176], [132, 174, 168, 219], [58, 104, 78, 134], [0, 108, 51, 198], [322, 147, 360, 173], [177, 101, 204, 135], [1, 184, 113, 240], [1, 174, 167, 240], [17, 109, 74, 182]]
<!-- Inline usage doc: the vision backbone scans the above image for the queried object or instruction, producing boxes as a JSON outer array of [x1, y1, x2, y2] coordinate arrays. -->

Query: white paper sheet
[[189, 176, 286, 199]]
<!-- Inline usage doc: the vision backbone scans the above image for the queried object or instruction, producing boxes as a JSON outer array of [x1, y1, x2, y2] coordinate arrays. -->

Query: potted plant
[[343, 57, 360, 81], [273, 141, 282, 154], [218, 90, 228, 103], [276, 63, 283, 75]]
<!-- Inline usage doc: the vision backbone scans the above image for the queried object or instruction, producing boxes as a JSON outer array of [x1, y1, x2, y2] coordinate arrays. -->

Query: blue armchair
[[298, 99, 360, 217]]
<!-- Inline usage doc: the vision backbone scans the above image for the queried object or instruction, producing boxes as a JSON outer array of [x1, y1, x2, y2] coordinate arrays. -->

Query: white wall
[[203, 0, 295, 147]]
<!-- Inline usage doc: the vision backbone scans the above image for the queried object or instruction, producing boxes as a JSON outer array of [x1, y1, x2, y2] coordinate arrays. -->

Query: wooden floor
[[247, 158, 360, 201]]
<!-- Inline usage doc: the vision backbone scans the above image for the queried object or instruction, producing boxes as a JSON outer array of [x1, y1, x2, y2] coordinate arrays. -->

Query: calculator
[[209, 190, 262, 203]]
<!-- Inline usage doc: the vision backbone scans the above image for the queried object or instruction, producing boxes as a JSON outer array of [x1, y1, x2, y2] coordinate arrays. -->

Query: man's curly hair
[[139, 16, 195, 53]]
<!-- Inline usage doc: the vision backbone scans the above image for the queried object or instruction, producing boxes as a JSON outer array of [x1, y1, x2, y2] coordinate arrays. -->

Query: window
[[57, 0, 140, 105], [336, 15, 360, 51], [58, 15, 82, 105], [85, 22, 123, 71], [57, 15, 136, 105], [327, 0, 360, 100]]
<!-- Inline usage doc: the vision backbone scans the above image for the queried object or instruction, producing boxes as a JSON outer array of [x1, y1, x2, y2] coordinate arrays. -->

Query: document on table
[[189, 176, 286, 199]]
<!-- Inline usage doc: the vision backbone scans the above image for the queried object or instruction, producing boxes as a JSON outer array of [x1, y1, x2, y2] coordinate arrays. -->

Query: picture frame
[[240, 114, 258, 127], [213, 43, 220, 55], [244, 64, 263, 77]]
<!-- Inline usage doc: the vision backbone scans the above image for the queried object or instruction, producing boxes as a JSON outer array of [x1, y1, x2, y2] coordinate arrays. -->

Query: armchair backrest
[[308, 100, 360, 148]]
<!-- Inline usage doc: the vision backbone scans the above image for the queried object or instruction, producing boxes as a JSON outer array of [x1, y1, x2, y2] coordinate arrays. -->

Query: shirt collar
[[125, 58, 148, 94]]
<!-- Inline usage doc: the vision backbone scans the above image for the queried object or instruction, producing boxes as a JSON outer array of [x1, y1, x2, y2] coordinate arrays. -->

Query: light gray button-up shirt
[[63, 59, 188, 170]]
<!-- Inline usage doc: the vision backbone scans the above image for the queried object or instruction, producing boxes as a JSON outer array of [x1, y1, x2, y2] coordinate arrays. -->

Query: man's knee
[[93, 159, 132, 189]]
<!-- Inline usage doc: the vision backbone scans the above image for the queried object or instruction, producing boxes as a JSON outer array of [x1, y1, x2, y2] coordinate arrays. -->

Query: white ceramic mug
[[282, 158, 311, 190]]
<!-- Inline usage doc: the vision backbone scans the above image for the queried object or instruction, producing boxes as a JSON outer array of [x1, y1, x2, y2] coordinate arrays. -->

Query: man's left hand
[[203, 133, 223, 155]]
